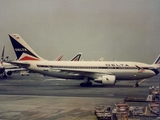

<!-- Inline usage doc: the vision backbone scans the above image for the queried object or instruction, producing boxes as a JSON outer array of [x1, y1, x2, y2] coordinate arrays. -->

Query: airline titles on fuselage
[[105, 64, 129, 67]]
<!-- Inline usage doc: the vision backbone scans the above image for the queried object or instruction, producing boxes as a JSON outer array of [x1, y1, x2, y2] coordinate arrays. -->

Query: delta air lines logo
[[18, 53, 39, 61], [11, 34, 39, 61], [14, 48, 39, 61], [105, 64, 129, 67], [15, 48, 27, 52]]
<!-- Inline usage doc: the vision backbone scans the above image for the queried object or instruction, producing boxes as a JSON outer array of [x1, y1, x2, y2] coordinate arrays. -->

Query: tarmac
[[0, 73, 159, 120]]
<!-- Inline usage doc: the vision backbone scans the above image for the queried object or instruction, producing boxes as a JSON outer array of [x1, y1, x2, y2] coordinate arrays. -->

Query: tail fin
[[98, 57, 104, 61], [54, 55, 63, 61], [70, 53, 82, 61], [8, 34, 45, 61], [153, 55, 160, 65]]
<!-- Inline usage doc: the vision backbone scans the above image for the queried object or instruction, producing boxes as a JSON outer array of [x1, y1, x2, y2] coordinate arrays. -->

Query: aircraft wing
[[5, 67, 26, 72], [53, 68, 113, 79]]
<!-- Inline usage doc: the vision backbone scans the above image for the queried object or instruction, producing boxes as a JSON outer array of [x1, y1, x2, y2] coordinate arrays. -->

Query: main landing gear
[[80, 77, 92, 87], [80, 81, 92, 87], [2, 74, 7, 78]]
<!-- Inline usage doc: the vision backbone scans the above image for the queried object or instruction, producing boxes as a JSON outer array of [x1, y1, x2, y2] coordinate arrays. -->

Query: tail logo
[[73, 56, 79, 61], [19, 53, 39, 61], [155, 57, 160, 64], [9, 34, 40, 61], [15, 48, 27, 52], [56, 55, 63, 61], [71, 54, 81, 61]]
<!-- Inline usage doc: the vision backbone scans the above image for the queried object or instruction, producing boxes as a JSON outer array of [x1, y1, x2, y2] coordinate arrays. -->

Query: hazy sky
[[0, 0, 160, 63]]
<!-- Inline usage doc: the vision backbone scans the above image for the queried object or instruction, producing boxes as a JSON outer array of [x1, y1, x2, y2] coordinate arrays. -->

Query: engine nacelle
[[94, 75, 116, 85], [5, 71, 12, 76]]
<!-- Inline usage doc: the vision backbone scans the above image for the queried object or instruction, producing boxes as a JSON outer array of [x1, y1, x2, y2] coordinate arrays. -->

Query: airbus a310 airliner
[[8, 34, 160, 87]]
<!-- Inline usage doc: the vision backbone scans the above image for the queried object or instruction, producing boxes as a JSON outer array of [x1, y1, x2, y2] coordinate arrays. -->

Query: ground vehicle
[[20, 71, 30, 76]]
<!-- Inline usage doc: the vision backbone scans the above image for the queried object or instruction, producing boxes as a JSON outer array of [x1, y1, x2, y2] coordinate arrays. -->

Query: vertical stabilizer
[[98, 57, 104, 61], [8, 34, 45, 61], [70, 53, 82, 61], [153, 55, 160, 65], [54, 55, 63, 61]]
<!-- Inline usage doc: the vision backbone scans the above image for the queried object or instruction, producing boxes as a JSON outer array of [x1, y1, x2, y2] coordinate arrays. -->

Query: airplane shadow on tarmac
[[73, 84, 149, 88]]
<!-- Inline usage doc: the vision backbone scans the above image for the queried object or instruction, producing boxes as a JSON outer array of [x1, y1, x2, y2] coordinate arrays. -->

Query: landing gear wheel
[[80, 83, 85, 87], [87, 82, 92, 87], [3, 75, 7, 78], [80, 82, 92, 87], [89, 82, 92, 86], [135, 83, 139, 87]]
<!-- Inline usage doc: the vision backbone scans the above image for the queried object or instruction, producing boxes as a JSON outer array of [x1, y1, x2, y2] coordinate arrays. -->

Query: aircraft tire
[[3, 75, 7, 78], [80, 82, 92, 87], [87, 82, 92, 87], [135, 83, 139, 87], [84, 82, 92, 87], [80, 83, 85, 87]]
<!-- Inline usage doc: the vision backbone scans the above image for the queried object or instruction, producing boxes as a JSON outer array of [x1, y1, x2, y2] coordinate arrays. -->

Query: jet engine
[[4, 71, 12, 76], [94, 75, 116, 85]]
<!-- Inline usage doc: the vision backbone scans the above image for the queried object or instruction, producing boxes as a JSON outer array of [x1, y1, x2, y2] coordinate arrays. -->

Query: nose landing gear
[[133, 79, 146, 87]]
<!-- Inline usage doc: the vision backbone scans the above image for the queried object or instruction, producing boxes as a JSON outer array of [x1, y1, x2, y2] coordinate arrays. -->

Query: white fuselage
[[22, 61, 157, 81]]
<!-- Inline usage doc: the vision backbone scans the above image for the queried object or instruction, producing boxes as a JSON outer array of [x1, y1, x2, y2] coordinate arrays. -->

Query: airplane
[[98, 58, 104, 61], [54, 55, 63, 61], [8, 34, 160, 87], [54, 53, 82, 61], [153, 54, 160, 65], [70, 53, 82, 61], [0, 45, 26, 78], [20, 53, 82, 76]]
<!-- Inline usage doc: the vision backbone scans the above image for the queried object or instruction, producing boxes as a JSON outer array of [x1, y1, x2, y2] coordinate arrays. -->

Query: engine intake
[[5, 71, 12, 76]]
